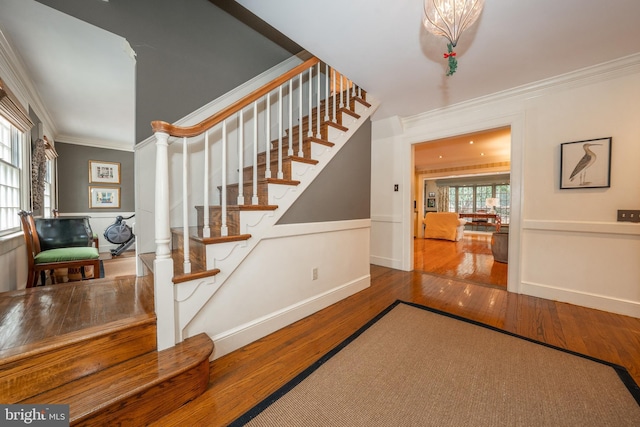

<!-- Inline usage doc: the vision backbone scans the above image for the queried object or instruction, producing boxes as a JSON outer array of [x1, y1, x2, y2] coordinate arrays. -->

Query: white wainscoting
[[182, 220, 371, 359], [521, 219, 640, 318]]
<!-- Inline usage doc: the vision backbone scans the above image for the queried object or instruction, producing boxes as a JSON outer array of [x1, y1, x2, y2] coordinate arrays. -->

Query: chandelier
[[423, 0, 485, 76]]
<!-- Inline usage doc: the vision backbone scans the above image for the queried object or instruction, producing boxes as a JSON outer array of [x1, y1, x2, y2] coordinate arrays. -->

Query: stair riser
[[72, 359, 210, 426], [173, 232, 207, 268], [242, 158, 293, 182], [257, 144, 311, 164], [1, 319, 156, 403], [225, 182, 270, 205], [195, 206, 241, 234]]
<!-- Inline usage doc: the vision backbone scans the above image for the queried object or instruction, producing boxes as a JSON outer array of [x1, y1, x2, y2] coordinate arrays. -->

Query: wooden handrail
[[151, 57, 321, 138]]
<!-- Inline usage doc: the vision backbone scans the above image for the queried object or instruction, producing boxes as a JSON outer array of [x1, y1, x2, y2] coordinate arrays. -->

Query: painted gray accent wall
[[55, 142, 134, 213], [278, 120, 371, 224], [36, 0, 296, 142]]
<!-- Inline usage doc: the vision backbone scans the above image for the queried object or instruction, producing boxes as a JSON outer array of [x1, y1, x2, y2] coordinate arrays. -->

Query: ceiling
[[414, 127, 511, 175], [0, 0, 135, 151], [1, 1, 640, 160], [236, 0, 640, 170]]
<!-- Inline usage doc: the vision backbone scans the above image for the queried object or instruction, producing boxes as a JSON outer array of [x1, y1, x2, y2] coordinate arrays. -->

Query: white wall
[[371, 54, 640, 318], [0, 29, 57, 291], [183, 220, 371, 359]]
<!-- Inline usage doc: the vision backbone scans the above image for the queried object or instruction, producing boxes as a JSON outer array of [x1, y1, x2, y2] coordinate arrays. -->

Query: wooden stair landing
[[0, 273, 213, 426]]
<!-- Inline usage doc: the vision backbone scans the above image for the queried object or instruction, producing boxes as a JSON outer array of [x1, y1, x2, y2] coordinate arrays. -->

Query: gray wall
[[36, 0, 297, 142], [278, 120, 372, 224], [55, 142, 134, 213]]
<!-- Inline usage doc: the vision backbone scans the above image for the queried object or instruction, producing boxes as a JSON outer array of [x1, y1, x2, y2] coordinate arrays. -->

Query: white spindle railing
[[237, 109, 244, 205], [307, 66, 313, 137], [221, 120, 228, 236], [324, 64, 330, 122], [298, 72, 303, 157], [265, 92, 271, 179], [203, 131, 210, 238], [182, 137, 191, 274], [150, 57, 369, 348], [277, 86, 283, 179], [316, 62, 321, 138], [252, 101, 259, 205]]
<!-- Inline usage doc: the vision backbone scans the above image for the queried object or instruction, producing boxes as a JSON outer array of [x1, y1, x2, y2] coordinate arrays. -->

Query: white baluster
[[316, 62, 321, 138], [339, 73, 344, 108], [307, 67, 313, 137], [324, 63, 330, 122], [202, 130, 210, 238], [298, 72, 303, 157], [346, 78, 350, 112], [277, 85, 283, 179], [265, 93, 271, 179], [288, 79, 293, 156], [237, 109, 245, 205], [332, 68, 337, 123], [182, 137, 191, 274], [252, 101, 259, 205], [221, 120, 228, 237]]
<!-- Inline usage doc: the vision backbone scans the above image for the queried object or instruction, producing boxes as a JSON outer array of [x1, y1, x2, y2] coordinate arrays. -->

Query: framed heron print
[[560, 137, 612, 189]]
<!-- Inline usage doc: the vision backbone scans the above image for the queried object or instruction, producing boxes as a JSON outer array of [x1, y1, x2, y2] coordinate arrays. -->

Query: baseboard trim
[[521, 280, 640, 318], [210, 274, 371, 359], [370, 255, 403, 270]]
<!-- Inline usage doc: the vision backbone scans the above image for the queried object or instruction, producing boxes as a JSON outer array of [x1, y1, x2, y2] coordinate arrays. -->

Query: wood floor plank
[[415, 234, 507, 287], [152, 265, 640, 427], [0, 274, 154, 354]]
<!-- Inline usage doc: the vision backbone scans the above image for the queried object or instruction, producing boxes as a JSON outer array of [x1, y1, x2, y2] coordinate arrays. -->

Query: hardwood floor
[[414, 233, 508, 288], [0, 275, 154, 356], [153, 264, 640, 426]]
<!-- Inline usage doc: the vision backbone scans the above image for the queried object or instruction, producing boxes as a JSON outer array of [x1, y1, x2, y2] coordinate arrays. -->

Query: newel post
[[153, 131, 177, 350]]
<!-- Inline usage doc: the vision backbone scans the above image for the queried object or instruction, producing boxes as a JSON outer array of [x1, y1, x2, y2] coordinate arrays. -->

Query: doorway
[[412, 127, 511, 288]]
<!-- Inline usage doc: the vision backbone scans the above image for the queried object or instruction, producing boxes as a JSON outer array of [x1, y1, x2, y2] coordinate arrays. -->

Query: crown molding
[[402, 53, 640, 128], [55, 134, 134, 152], [0, 29, 58, 135]]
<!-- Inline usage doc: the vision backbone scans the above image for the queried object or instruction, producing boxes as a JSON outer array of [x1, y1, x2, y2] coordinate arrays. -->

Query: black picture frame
[[560, 137, 612, 189], [427, 198, 436, 208]]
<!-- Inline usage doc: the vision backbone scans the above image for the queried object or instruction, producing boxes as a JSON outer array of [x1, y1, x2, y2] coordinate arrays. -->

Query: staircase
[[0, 277, 213, 426], [143, 56, 378, 354], [0, 56, 376, 425]]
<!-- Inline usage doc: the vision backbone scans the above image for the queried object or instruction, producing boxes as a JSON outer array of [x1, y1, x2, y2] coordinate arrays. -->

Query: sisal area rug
[[231, 301, 640, 427]]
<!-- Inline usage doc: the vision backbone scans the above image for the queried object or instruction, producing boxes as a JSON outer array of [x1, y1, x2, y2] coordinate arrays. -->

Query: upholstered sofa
[[423, 212, 466, 241]]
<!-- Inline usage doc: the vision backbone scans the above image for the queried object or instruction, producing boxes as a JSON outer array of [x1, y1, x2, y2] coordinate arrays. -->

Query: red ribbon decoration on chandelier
[[443, 52, 456, 58]]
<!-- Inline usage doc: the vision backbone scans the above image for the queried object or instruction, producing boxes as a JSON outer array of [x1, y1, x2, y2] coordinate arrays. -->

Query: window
[[0, 116, 24, 234], [43, 160, 52, 217], [447, 183, 510, 225]]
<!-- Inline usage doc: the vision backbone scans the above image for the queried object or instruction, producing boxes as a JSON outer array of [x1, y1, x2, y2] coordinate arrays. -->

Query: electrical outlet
[[312, 268, 318, 280], [617, 210, 640, 223]]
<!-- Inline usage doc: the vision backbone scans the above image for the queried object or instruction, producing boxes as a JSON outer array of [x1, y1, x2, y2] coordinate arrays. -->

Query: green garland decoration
[[444, 43, 457, 76]]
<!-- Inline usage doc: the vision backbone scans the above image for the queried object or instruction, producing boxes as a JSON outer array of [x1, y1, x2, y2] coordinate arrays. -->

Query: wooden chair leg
[[26, 270, 35, 288]]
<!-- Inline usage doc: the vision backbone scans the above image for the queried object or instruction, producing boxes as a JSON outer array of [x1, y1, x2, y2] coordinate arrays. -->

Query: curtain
[[437, 186, 449, 212], [0, 78, 34, 132]]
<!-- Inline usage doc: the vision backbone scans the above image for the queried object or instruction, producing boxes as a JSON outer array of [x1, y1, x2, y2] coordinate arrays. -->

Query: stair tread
[[243, 154, 319, 170], [22, 333, 214, 423], [173, 267, 221, 284], [224, 177, 300, 187], [0, 313, 156, 365]]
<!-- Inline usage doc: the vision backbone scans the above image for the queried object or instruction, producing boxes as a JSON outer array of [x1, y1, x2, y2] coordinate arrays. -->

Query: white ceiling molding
[[0, 28, 58, 136], [403, 52, 640, 129]]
